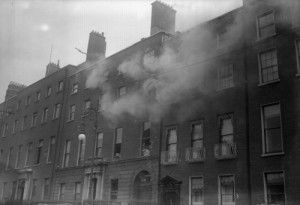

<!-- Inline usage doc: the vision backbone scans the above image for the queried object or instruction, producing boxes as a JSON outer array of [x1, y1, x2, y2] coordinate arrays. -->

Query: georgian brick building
[[1, 0, 300, 205]]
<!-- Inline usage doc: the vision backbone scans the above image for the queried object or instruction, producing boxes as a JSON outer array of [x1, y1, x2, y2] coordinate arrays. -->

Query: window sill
[[45, 162, 52, 165], [66, 119, 74, 123], [256, 33, 277, 42], [258, 79, 280, 87], [41, 122, 47, 126], [52, 118, 59, 121], [70, 92, 78, 96], [296, 73, 300, 77], [216, 85, 234, 91], [56, 90, 63, 94], [33, 164, 41, 167], [261, 152, 284, 157]]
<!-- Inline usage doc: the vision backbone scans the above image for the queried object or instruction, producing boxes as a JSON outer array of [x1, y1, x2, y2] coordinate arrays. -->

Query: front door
[[164, 191, 179, 205]]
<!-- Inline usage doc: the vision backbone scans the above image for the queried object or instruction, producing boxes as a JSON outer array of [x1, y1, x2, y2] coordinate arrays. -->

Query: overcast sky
[[0, 0, 242, 103]]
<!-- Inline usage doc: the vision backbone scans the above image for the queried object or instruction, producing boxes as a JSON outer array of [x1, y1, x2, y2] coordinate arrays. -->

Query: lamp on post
[[78, 107, 99, 205]]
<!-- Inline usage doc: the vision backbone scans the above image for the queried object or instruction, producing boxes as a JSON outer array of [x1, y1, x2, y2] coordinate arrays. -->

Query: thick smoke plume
[[86, 14, 243, 122], [86, 0, 299, 122]]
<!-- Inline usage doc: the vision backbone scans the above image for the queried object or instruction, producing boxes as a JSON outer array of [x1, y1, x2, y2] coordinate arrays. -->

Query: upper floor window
[[31, 179, 38, 199], [257, 11, 275, 39], [2, 123, 8, 137], [264, 172, 285, 205], [95, 132, 103, 157], [262, 103, 283, 154], [98, 95, 104, 111], [6, 147, 13, 170], [15, 145, 23, 168], [295, 39, 300, 74], [83, 99, 91, 114], [25, 142, 33, 167], [259, 49, 278, 84], [41, 108, 49, 123], [36, 140, 43, 164], [217, 30, 232, 48], [69, 105, 76, 121], [219, 175, 235, 205], [35, 91, 41, 102], [53, 103, 61, 119], [291, 1, 300, 28], [118, 86, 127, 98], [22, 116, 27, 130], [47, 136, 55, 163], [74, 182, 81, 201], [57, 81, 64, 92], [219, 114, 234, 144], [190, 177, 203, 205], [141, 121, 151, 156], [63, 140, 71, 168], [26, 96, 31, 105], [31, 112, 38, 127], [218, 64, 234, 89], [46, 86, 51, 97], [191, 121, 203, 148], [16, 100, 21, 110], [71, 83, 79, 95], [114, 128, 123, 158], [12, 120, 18, 134], [167, 127, 177, 154], [77, 138, 85, 166], [43, 178, 50, 200]]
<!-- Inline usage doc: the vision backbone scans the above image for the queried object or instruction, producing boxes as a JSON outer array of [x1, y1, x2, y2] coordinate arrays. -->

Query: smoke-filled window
[[167, 127, 177, 154], [262, 103, 283, 154], [259, 49, 278, 83], [83, 99, 91, 114], [264, 172, 285, 205], [190, 177, 203, 205], [95, 132, 103, 157], [71, 83, 79, 94], [218, 64, 233, 89], [219, 175, 235, 205], [257, 10, 276, 39], [295, 40, 300, 73], [118, 86, 127, 98], [114, 128, 123, 158], [141, 121, 151, 156], [217, 30, 232, 48]]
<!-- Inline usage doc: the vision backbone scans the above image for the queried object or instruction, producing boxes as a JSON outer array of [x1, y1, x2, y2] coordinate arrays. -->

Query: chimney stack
[[150, 1, 176, 36], [86, 31, 106, 62], [5, 81, 26, 101], [46, 62, 60, 77]]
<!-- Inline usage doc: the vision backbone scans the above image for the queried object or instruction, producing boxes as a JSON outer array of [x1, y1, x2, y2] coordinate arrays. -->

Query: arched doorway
[[133, 170, 152, 204]]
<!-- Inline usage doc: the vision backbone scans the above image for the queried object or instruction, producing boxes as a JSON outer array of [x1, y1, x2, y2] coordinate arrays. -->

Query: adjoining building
[[0, 0, 300, 205]]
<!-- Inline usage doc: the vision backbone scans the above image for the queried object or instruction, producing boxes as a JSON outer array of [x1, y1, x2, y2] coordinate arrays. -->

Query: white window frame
[[189, 176, 204, 205], [31, 112, 38, 127], [15, 145, 23, 169], [295, 39, 300, 75], [35, 91, 41, 102], [12, 120, 18, 134], [261, 102, 284, 156], [77, 138, 85, 166], [258, 48, 279, 85], [83, 99, 91, 115], [46, 86, 51, 97], [25, 142, 33, 167], [218, 174, 235, 205], [57, 81, 64, 92], [256, 10, 276, 39], [263, 171, 286, 205], [113, 128, 123, 158]]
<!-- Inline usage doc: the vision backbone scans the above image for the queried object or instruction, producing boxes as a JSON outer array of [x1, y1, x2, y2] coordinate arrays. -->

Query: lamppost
[[78, 107, 99, 205]]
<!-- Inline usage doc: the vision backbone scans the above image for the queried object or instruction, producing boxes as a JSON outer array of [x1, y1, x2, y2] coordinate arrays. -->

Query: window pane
[[266, 172, 285, 205], [168, 129, 177, 144], [191, 177, 203, 205], [192, 123, 203, 140]]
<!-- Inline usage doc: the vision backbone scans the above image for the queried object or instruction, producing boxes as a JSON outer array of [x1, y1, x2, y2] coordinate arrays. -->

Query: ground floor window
[[190, 177, 203, 205], [265, 172, 285, 205], [219, 175, 235, 205]]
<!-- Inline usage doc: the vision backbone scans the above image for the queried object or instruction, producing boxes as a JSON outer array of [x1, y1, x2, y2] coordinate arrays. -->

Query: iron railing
[[185, 147, 206, 162], [214, 142, 236, 159]]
